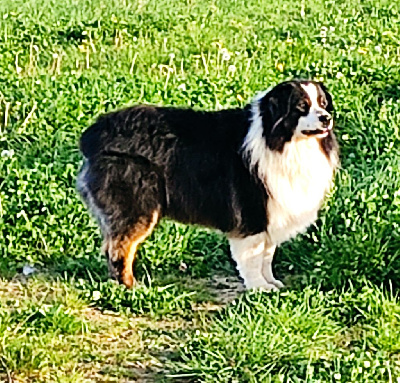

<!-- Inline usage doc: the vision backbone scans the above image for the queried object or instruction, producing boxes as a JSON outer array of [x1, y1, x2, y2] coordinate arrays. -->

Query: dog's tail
[[79, 114, 112, 159]]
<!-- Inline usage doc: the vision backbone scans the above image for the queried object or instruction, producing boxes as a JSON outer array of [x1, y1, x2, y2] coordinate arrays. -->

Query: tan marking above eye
[[318, 95, 327, 108], [297, 100, 309, 112]]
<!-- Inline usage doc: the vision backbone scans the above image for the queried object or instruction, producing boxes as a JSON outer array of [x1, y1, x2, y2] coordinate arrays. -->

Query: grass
[[0, 0, 399, 381], [171, 285, 400, 382]]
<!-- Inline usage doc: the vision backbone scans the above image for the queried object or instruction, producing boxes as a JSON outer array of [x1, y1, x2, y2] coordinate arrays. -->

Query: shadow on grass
[[23, 219, 399, 306]]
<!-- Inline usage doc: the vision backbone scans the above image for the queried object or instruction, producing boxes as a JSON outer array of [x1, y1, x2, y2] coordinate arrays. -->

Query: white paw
[[245, 279, 281, 291], [257, 282, 281, 292], [267, 278, 285, 289]]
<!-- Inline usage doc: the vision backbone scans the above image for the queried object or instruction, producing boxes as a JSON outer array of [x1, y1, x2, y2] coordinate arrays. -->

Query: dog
[[77, 80, 339, 290]]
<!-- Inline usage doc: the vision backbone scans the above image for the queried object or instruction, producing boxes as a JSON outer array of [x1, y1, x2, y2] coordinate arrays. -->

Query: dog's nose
[[319, 114, 332, 123]]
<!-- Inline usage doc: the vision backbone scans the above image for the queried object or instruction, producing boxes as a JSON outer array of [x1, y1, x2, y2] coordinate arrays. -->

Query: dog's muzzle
[[302, 112, 332, 136]]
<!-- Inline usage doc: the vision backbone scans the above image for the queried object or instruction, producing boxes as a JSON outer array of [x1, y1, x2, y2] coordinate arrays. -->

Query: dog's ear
[[267, 96, 280, 121], [259, 95, 280, 136]]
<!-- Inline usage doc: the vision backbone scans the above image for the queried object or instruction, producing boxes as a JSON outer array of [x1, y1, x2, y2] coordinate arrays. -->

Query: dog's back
[[80, 105, 250, 161]]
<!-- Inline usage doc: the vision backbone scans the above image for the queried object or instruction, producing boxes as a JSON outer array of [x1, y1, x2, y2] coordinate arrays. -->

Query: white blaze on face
[[295, 83, 332, 137]]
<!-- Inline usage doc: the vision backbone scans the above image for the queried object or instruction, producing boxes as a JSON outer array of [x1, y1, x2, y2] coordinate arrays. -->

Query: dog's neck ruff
[[242, 94, 339, 245]]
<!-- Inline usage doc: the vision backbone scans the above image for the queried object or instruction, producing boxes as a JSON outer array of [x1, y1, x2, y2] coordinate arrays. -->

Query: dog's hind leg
[[77, 156, 163, 288], [103, 211, 159, 288]]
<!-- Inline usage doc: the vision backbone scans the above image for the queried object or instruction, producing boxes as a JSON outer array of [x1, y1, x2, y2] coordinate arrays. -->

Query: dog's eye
[[297, 101, 308, 112]]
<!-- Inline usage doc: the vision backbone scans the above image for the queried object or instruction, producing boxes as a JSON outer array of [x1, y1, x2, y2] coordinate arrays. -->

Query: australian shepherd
[[77, 80, 339, 290]]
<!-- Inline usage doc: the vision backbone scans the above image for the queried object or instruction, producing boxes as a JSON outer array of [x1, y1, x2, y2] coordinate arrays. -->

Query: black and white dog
[[77, 80, 339, 290]]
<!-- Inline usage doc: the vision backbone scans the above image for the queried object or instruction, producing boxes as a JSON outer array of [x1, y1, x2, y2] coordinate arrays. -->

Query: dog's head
[[257, 80, 334, 151]]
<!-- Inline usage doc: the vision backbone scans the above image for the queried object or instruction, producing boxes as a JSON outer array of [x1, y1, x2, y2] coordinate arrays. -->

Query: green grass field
[[0, 0, 399, 381]]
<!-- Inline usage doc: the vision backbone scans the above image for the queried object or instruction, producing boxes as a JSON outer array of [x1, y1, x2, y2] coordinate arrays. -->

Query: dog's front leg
[[229, 233, 280, 290], [261, 244, 284, 289]]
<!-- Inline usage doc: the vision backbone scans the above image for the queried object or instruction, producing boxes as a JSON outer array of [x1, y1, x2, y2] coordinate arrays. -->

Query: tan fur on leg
[[105, 210, 159, 288]]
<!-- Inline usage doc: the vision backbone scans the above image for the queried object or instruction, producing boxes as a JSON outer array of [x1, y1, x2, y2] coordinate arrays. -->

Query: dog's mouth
[[302, 124, 332, 137]]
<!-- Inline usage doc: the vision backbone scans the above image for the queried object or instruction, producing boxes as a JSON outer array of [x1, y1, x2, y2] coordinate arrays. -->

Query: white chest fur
[[262, 138, 336, 245]]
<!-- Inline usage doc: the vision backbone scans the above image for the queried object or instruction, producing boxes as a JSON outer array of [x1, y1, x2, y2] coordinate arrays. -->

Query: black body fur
[[79, 105, 270, 237]]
